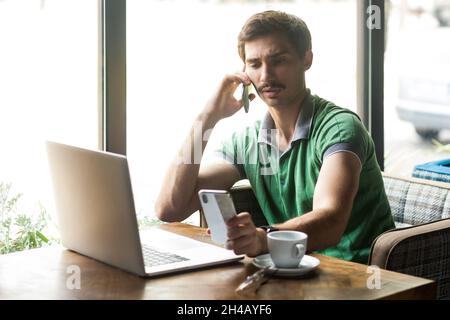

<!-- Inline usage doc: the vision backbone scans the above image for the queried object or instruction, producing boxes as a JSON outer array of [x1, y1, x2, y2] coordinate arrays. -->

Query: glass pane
[[384, 0, 450, 177], [127, 0, 357, 225], [0, 0, 99, 252]]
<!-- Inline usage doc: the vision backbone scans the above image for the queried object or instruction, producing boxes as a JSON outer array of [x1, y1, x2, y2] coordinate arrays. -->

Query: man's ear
[[303, 50, 313, 70]]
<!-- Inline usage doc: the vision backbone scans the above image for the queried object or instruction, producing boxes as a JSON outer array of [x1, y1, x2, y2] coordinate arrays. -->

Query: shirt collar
[[257, 89, 314, 145]]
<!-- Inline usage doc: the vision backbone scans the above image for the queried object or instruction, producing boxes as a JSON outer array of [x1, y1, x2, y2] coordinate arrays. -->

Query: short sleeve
[[315, 111, 368, 165]]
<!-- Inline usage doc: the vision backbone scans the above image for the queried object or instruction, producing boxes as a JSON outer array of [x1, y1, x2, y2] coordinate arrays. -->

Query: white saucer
[[252, 254, 320, 277]]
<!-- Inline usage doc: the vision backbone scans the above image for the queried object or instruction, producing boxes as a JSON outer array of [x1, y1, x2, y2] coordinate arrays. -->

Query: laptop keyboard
[[141, 244, 189, 267]]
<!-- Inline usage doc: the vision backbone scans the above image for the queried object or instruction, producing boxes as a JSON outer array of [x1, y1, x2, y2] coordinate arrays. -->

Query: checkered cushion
[[369, 219, 450, 299], [383, 175, 450, 225]]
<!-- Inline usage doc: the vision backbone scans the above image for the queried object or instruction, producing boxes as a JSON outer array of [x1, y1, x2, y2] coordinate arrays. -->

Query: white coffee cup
[[267, 231, 308, 268]]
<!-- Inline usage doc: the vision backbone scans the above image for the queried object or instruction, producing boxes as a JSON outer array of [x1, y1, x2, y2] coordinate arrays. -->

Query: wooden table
[[0, 223, 436, 300]]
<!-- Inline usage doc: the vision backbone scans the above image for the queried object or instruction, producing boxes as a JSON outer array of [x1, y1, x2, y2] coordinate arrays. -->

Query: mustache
[[258, 82, 286, 92]]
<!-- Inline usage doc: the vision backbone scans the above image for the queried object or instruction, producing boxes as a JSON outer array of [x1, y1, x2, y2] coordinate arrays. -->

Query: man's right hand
[[155, 72, 251, 223], [202, 72, 255, 123]]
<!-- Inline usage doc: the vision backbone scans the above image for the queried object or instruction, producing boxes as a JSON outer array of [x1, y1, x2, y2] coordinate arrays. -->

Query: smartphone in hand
[[198, 190, 237, 245], [242, 84, 251, 113]]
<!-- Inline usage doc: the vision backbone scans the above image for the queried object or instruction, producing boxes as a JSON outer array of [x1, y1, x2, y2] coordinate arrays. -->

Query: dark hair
[[238, 10, 312, 61]]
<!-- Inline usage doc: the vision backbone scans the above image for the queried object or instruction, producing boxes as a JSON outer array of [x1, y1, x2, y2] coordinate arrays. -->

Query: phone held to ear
[[198, 190, 237, 245], [242, 84, 251, 113]]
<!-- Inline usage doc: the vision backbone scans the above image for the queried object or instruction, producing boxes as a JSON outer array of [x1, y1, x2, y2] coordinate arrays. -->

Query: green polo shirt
[[215, 90, 395, 264]]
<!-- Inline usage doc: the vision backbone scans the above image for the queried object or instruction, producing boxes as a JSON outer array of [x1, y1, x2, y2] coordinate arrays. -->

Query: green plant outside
[[137, 214, 164, 229], [432, 139, 450, 152], [1, 182, 58, 254]]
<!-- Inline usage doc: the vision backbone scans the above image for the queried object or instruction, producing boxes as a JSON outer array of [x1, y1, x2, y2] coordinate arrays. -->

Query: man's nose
[[259, 64, 274, 83]]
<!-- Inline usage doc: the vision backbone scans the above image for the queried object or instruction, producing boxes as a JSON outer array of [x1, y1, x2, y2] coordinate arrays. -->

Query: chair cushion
[[369, 218, 450, 299], [394, 221, 412, 228], [383, 175, 450, 225]]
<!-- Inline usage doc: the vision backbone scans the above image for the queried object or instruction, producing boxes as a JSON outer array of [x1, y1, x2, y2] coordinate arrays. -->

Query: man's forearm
[[273, 208, 347, 252], [155, 112, 218, 221]]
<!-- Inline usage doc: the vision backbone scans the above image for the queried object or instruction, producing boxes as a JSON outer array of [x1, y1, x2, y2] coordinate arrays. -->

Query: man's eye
[[273, 57, 286, 64], [248, 63, 260, 69]]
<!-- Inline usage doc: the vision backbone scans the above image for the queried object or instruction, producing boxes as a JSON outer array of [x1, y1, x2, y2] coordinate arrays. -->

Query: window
[[0, 0, 99, 250], [384, 0, 450, 176], [126, 0, 357, 225]]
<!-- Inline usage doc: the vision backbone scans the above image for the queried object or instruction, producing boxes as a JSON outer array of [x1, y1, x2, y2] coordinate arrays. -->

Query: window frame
[[357, 0, 385, 170], [101, 0, 126, 155]]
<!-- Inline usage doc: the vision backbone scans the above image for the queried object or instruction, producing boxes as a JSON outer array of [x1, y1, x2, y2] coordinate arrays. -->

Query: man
[[155, 10, 394, 264]]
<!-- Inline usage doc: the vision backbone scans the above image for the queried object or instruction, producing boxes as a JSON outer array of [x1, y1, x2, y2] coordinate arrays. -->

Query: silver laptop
[[46, 141, 244, 277]]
